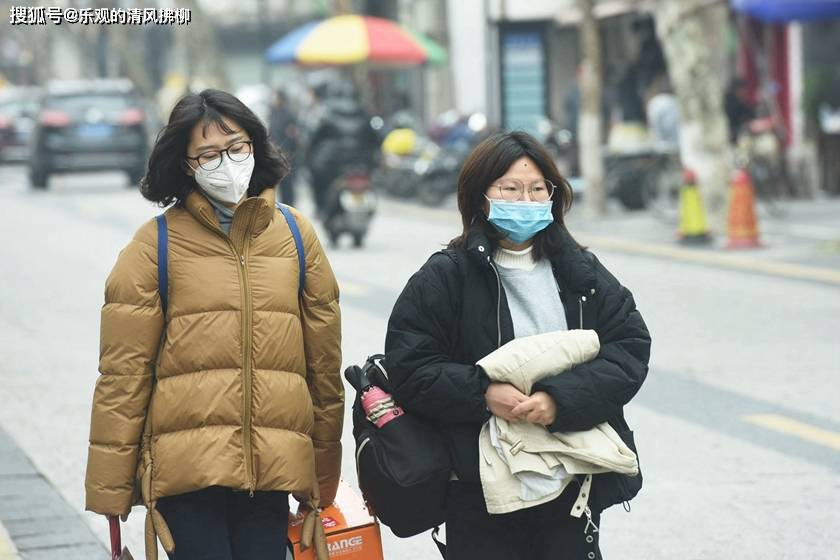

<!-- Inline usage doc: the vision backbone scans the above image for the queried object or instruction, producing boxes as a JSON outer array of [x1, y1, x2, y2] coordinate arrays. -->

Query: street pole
[[578, 0, 606, 218], [260, 0, 270, 86]]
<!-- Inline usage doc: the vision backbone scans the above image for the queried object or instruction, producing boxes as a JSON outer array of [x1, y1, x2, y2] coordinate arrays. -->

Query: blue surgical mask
[[486, 198, 554, 244]]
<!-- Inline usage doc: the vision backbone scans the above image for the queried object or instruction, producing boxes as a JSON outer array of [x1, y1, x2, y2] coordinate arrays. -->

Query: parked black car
[[0, 88, 41, 164], [29, 79, 150, 189]]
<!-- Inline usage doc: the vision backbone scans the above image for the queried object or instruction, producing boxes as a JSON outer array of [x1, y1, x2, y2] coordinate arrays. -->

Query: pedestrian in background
[[304, 82, 380, 218], [269, 89, 300, 206], [84, 89, 343, 560], [385, 131, 650, 559]]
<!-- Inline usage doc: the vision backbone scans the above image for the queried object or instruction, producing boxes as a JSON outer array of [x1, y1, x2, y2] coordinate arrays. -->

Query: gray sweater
[[207, 196, 235, 235], [494, 246, 567, 338]]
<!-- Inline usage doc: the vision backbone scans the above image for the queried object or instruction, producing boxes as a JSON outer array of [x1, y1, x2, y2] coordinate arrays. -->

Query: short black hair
[[141, 89, 289, 207], [449, 130, 575, 261]]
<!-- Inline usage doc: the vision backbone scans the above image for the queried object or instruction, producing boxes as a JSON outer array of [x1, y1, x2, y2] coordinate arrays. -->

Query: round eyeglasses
[[488, 179, 555, 202], [187, 141, 253, 171]]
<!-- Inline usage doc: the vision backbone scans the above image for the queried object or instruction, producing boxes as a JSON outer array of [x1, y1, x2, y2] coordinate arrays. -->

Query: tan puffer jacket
[[84, 188, 343, 557]]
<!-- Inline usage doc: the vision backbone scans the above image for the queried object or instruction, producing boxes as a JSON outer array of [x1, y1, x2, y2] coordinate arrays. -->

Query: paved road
[[0, 166, 838, 559]]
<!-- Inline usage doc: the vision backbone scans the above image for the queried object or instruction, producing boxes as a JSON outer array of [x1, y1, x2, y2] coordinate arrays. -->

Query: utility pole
[[260, 0, 270, 85], [578, 0, 606, 217]]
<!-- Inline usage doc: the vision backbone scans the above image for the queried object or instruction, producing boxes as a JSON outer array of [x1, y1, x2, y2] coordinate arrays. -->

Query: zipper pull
[[240, 255, 245, 267], [583, 506, 599, 534]]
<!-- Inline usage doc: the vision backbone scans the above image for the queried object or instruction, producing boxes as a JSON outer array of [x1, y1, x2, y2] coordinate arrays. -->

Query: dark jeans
[[157, 486, 290, 560], [445, 481, 602, 560]]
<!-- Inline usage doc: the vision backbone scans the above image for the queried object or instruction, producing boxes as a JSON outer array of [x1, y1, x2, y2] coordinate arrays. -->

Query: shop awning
[[731, 0, 840, 22]]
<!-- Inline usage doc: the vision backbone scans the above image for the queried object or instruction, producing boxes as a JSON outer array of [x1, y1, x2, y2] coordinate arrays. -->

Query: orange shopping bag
[[287, 481, 383, 560]]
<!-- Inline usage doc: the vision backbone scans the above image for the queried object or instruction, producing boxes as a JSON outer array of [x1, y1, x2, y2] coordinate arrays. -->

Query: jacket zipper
[[579, 296, 585, 329], [241, 211, 257, 496], [488, 259, 502, 348], [578, 289, 595, 329], [240, 251, 256, 496], [196, 208, 257, 495]]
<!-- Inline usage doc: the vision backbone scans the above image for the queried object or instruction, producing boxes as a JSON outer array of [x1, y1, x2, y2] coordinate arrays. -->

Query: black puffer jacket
[[306, 97, 380, 178], [384, 223, 651, 513]]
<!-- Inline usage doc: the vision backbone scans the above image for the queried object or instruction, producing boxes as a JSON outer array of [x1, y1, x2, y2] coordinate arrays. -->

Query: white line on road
[[743, 414, 840, 451], [769, 224, 840, 242], [579, 234, 840, 286], [0, 522, 20, 560]]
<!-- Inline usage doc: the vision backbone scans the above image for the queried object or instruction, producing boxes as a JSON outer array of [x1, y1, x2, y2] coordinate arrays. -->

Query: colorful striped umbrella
[[265, 15, 447, 66]]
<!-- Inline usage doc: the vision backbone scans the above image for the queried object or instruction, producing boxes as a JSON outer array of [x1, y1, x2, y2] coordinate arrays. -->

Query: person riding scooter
[[305, 83, 381, 217]]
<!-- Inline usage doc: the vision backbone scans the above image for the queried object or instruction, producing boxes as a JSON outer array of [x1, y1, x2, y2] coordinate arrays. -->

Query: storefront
[[732, 0, 840, 194]]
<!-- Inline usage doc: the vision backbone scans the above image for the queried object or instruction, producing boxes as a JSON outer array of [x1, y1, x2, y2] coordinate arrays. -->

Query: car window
[[0, 99, 39, 117], [46, 94, 136, 115]]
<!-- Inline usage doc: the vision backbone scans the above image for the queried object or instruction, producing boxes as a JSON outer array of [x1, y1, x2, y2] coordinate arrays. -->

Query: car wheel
[[29, 167, 49, 190]]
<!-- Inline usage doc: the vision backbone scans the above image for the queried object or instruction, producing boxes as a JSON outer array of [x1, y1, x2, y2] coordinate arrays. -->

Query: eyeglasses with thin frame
[[186, 140, 253, 171], [487, 178, 555, 202]]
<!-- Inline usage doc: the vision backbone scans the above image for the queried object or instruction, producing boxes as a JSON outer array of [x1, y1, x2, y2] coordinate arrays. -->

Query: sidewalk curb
[[380, 198, 840, 286], [577, 234, 840, 287], [0, 520, 20, 560], [0, 427, 107, 560]]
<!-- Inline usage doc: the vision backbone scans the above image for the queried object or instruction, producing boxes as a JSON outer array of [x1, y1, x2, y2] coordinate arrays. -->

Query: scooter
[[414, 142, 467, 207], [323, 167, 377, 248]]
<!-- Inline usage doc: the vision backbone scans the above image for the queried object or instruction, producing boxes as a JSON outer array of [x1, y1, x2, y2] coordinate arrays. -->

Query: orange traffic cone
[[677, 168, 712, 245], [726, 169, 761, 249]]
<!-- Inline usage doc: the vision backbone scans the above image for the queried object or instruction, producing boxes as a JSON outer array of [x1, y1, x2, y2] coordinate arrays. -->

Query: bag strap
[[431, 526, 446, 558], [156, 214, 168, 315], [108, 516, 121, 560], [276, 202, 306, 296]]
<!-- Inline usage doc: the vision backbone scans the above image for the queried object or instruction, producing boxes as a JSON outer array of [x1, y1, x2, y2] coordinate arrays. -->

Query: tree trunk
[[180, 0, 230, 91], [655, 0, 731, 231], [578, 0, 606, 218]]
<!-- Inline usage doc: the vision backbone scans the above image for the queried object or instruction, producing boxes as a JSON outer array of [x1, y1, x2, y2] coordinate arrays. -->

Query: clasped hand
[[484, 382, 556, 426]]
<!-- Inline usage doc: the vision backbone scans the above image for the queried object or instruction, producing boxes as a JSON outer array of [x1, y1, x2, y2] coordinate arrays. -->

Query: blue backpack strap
[[276, 203, 306, 296], [156, 214, 169, 315]]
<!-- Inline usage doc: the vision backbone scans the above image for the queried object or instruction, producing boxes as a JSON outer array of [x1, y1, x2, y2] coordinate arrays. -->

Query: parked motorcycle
[[412, 111, 491, 206], [323, 166, 377, 248], [372, 149, 423, 199], [735, 117, 790, 216], [414, 142, 467, 207], [537, 117, 577, 177]]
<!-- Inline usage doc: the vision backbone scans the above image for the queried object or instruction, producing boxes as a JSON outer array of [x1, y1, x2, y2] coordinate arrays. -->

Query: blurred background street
[[1, 0, 840, 559]]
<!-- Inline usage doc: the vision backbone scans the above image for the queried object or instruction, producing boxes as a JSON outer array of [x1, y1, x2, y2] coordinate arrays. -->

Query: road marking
[[777, 224, 840, 242], [578, 234, 840, 287], [379, 198, 840, 286], [0, 521, 20, 560], [743, 414, 840, 451]]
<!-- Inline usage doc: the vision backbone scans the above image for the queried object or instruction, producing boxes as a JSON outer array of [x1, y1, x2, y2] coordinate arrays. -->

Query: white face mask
[[190, 153, 255, 205]]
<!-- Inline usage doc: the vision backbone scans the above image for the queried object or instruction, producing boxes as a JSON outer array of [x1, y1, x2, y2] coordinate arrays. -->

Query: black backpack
[[344, 355, 450, 543]]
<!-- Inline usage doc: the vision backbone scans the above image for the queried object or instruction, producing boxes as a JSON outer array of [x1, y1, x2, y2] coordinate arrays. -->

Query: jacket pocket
[[617, 429, 642, 498], [589, 429, 643, 512]]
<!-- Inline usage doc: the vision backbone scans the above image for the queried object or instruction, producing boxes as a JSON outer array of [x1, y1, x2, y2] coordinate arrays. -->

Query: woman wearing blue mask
[[384, 131, 650, 559]]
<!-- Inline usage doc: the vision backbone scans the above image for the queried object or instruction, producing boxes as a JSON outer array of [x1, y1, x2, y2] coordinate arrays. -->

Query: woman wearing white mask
[[85, 89, 343, 560], [384, 131, 650, 559]]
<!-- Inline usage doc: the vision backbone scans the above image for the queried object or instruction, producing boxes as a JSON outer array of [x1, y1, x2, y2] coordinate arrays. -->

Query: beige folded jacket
[[476, 329, 638, 515]]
